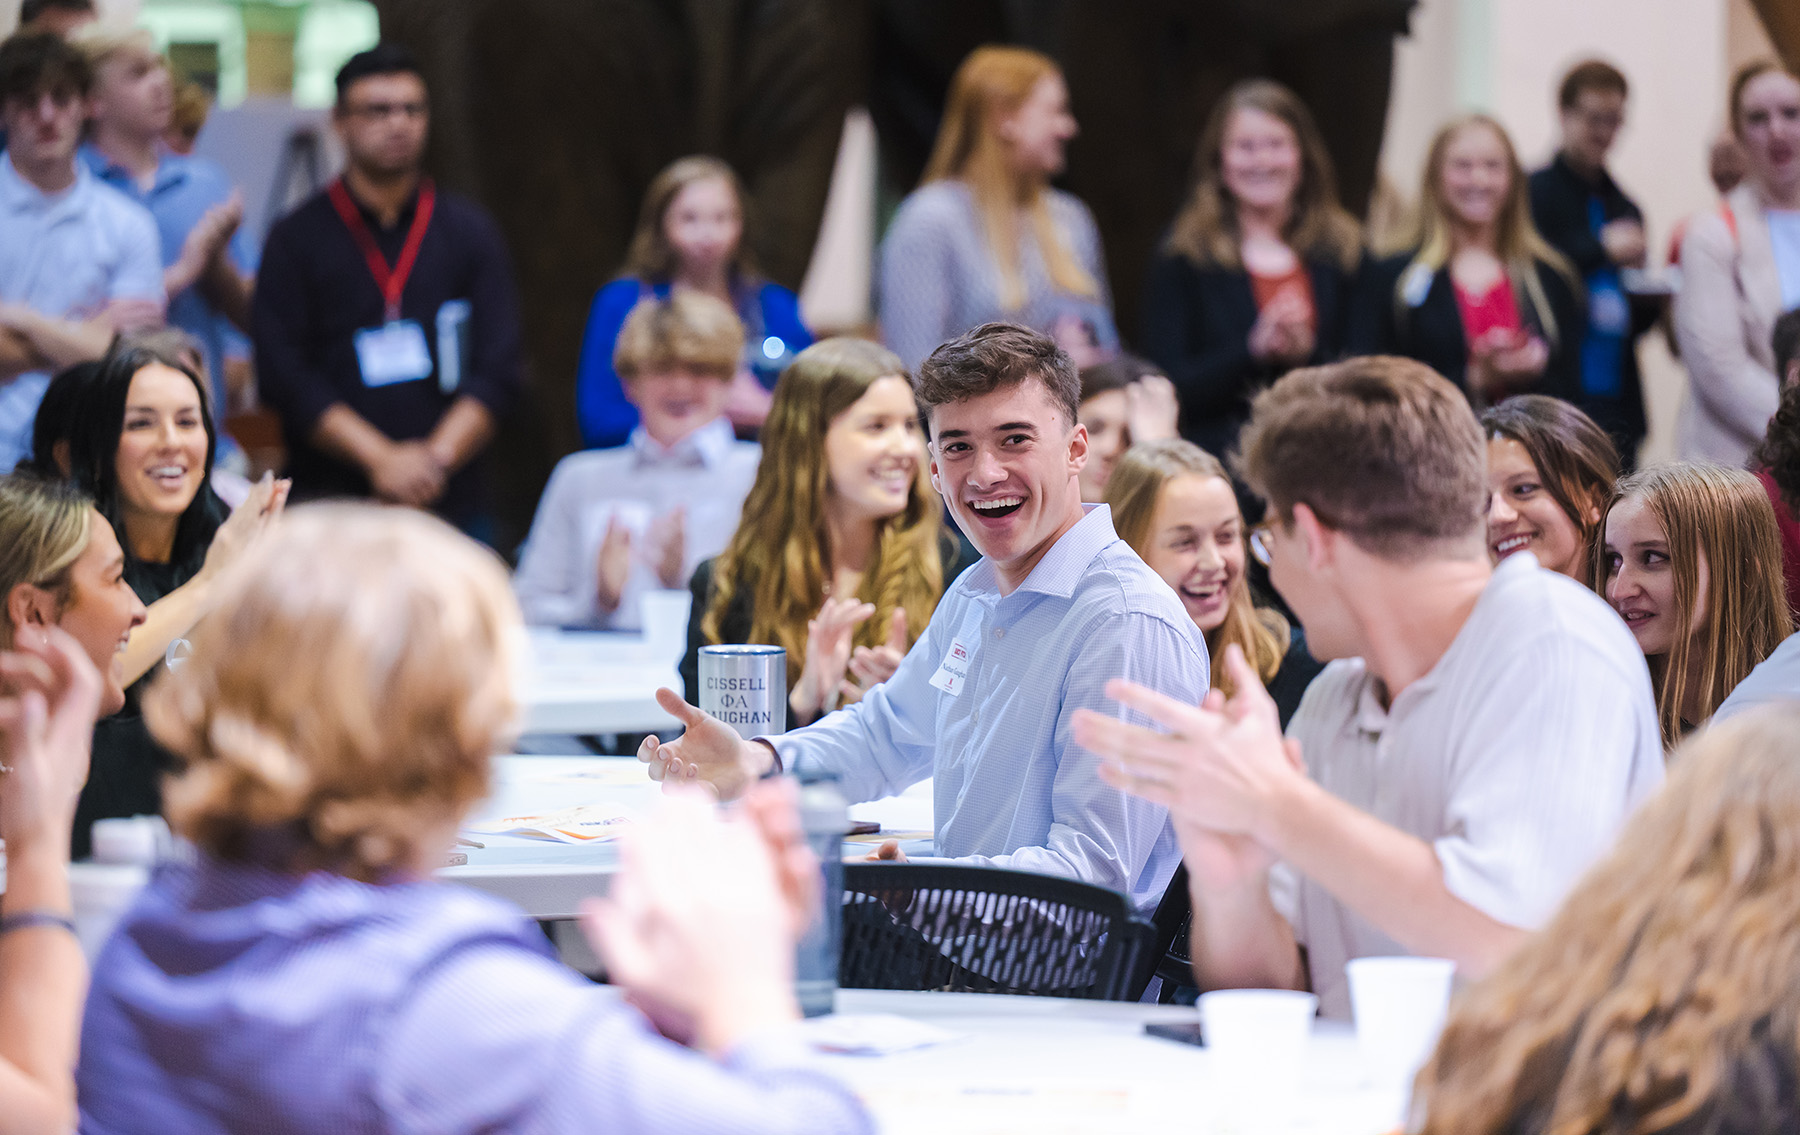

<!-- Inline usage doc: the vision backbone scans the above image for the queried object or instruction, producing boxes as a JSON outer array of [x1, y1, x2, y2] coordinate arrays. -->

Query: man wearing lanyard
[[1528, 59, 1659, 467], [252, 43, 522, 537]]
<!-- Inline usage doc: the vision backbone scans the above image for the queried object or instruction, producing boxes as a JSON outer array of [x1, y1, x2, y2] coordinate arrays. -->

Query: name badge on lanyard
[[330, 177, 438, 389]]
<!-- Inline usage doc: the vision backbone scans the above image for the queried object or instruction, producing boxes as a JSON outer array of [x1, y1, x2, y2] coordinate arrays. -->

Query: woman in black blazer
[[1141, 80, 1365, 464], [1350, 114, 1585, 404]]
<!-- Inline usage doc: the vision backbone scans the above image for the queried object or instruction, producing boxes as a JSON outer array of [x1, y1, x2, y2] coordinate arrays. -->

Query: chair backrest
[[1137, 862, 1195, 1002], [840, 863, 1155, 1001]]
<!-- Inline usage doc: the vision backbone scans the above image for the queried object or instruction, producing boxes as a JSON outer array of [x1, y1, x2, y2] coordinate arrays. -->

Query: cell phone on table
[[846, 820, 880, 836], [1144, 1021, 1204, 1047]]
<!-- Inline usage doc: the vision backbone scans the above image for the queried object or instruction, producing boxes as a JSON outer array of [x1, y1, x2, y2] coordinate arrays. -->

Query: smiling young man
[[1074, 355, 1664, 1016], [638, 322, 1208, 908]]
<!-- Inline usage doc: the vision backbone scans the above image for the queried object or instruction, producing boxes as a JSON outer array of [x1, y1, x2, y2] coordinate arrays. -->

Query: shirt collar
[[965, 502, 1118, 600], [80, 142, 190, 197], [627, 417, 736, 469], [0, 151, 88, 215]]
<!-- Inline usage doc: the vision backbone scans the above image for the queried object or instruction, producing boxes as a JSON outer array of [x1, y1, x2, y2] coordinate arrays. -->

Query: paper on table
[[465, 801, 635, 844], [802, 1013, 962, 1056]]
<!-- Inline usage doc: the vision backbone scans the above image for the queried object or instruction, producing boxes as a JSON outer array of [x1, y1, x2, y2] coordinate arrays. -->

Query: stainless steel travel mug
[[698, 644, 787, 738]]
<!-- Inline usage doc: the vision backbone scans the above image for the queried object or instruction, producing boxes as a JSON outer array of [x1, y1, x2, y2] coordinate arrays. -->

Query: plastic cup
[[1199, 988, 1318, 1116], [1347, 956, 1456, 1090], [69, 863, 150, 959], [639, 589, 691, 667]]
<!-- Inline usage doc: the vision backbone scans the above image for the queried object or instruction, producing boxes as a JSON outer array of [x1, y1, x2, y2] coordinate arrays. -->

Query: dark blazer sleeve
[[1345, 252, 1405, 357], [1140, 251, 1263, 421], [1311, 254, 1362, 362], [459, 203, 525, 419], [679, 557, 714, 699], [1531, 260, 1588, 403], [252, 214, 341, 437], [1266, 627, 1326, 730], [1529, 166, 1610, 278]]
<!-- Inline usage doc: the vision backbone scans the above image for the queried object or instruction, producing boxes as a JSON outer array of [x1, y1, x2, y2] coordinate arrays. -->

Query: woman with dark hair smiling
[[1482, 394, 1620, 581], [64, 343, 286, 852]]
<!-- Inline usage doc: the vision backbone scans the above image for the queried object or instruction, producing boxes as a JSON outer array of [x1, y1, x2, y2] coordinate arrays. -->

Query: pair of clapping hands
[[0, 630, 103, 864], [791, 600, 909, 724], [581, 780, 818, 1056], [596, 507, 686, 615], [1071, 644, 1308, 888]]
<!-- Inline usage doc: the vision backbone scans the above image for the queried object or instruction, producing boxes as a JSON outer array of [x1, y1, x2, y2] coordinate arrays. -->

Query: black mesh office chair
[[1138, 863, 1196, 1002], [840, 863, 1155, 1001]]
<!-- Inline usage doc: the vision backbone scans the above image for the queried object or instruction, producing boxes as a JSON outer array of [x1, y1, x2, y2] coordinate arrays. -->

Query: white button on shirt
[[0, 156, 162, 471], [1272, 552, 1664, 1018], [512, 418, 759, 629], [773, 505, 1211, 911]]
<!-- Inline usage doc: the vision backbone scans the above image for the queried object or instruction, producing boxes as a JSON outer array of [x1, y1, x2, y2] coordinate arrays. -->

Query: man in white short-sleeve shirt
[[1075, 356, 1663, 1017]]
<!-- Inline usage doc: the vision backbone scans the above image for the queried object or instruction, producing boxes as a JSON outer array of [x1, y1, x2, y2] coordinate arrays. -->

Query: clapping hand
[[1247, 286, 1314, 366], [0, 628, 103, 856], [198, 472, 290, 584], [1469, 328, 1548, 397], [582, 779, 815, 1056], [1124, 375, 1180, 443], [645, 506, 687, 591], [790, 595, 876, 723], [842, 608, 908, 707], [594, 516, 634, 614]]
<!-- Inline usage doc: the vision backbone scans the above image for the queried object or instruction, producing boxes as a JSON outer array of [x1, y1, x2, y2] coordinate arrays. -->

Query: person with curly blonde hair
[[1413, 704, 1800, 1135], [74, 503, 871, 1135]]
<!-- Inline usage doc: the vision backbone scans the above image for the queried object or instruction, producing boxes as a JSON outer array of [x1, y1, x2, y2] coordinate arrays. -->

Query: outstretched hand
[[0, 628, 103, 855], [636, 687, 772, 801]]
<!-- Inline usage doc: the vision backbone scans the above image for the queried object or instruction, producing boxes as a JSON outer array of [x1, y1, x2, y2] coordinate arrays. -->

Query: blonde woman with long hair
[[1598, 462, 1791, 746], [680, 338, 972, 726], [1105, 438, 1321, 725], [1412, 704, 1800, 1135], [576, 155, 812, 445], [1351, 114, 1583, 405], [1141, 80, 1365, 463], [877, 46, 1116, 373]]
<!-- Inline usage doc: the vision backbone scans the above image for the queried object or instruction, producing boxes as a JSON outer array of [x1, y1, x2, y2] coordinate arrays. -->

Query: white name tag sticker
[[355, 320, 433, 387], [928, 636, 975, 697]]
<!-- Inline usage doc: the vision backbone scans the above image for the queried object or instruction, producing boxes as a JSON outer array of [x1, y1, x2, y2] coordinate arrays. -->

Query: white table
[[442, 755, 936, 919], [824, 990, 1409, 1134], [519, 628, 683, 736]]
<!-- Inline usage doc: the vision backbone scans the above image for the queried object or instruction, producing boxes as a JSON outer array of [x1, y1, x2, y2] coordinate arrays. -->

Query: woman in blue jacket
[[576, 156, 811, 447]]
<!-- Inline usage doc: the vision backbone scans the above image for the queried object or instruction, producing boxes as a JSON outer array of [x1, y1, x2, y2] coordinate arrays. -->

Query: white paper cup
[[1347, 955, 1456, 1090], [69, 863, 150, 960], [1199, 988, 1319, 1113], [639, 589, 691, 667]]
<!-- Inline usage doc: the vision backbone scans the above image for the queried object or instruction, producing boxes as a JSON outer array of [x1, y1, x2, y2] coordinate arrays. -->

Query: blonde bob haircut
[[622, 155, 759, 283], [1414, 704, 1800, 1135], [612, 291, 744, 382], [1593, 462, 1791, 747], [922, 45, 1098, 311], [703, 337, 944, 688], [146, 504, 521, 883], [1394, 115, 1578, 343], [1106, 439, 1288, 698], [0, 475, 93, 649], [1164, 79, 1362, 275]]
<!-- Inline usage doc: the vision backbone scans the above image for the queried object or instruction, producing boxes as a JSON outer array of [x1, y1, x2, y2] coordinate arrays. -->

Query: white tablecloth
[[824, 990, 1409, 1135], [518, 628, 683, 736]]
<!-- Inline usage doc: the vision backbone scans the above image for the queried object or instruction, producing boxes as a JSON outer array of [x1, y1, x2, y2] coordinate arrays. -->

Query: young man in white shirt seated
[[513, 291, 759, 630], [638, 322, 1209, 910], [1075, 354, 1665, 1017]]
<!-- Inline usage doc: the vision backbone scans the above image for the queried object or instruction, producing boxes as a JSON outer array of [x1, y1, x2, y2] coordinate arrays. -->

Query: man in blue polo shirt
[[78, 26, 252, 420], [640, 323, 1209, 909], [0, 31, 163, 473]]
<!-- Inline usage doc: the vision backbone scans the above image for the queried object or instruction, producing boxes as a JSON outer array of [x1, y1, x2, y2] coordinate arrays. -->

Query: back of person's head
[[20, 359, 100, 480], [1557, 58, 1628, 109], [1599, 462, 1791, 743], [1773, 307, 1800, 383], [0, 29, 91, 107], [1755, 381, 1800, 523], [0, 474, 92, 650], [1415, 704, 1800, 1135], [1165, 78, 1361, 273], [623, 155, 758, 283], [915, 321, 1080, 432], [612, 291, 744, 382], [333, 41, 423, 107], [1482, 394, 1620, 560], [67, 342, 224, 573], [1404, 114, 1576, 318], [18, 0, 94, 32], [147, 504, 519, 882], [707, 337, 941, 677], [1077, 353, 1160, 405], [166, 77, 210, 147], [1237, 355, 1487, 562], [921, 46, 1096, 307]]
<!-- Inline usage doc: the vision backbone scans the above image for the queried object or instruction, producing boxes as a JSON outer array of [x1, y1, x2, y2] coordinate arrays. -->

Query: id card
[[355, 320, 433, 387], [929, 636, 975, 697]]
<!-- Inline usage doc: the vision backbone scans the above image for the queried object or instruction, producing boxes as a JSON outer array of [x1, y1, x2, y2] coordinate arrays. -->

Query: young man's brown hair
[[1236, 355, 1487, 561], [612, 291, 744, 382], [915, 321, 1080, 429], [0, 30, 91, 109], [1558, 59, 1628, 110]]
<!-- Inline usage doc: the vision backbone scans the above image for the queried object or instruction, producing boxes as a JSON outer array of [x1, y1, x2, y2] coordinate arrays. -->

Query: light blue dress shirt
[[0, 154, 162, 472], [80, 144, 255, 415], [1767, 209, 1800, 311], [773, 504, 1209, 910]]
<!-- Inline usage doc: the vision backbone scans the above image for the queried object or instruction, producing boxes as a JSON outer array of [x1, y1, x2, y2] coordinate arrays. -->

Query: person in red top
[[1753, 307, 1800, 619], [1350, 115, 1585, 407]]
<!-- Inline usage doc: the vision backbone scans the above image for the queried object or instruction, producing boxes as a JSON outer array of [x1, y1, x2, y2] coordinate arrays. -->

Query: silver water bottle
[[697, 644, 786, 738]]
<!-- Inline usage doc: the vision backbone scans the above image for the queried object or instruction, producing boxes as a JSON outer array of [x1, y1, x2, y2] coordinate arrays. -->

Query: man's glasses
[[343, 101, 427, 121], [1249, 521, 1277, 567]]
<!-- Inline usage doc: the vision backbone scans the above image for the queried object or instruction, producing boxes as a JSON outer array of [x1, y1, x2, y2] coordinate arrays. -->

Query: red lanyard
[[327, 176, 437, 322]]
